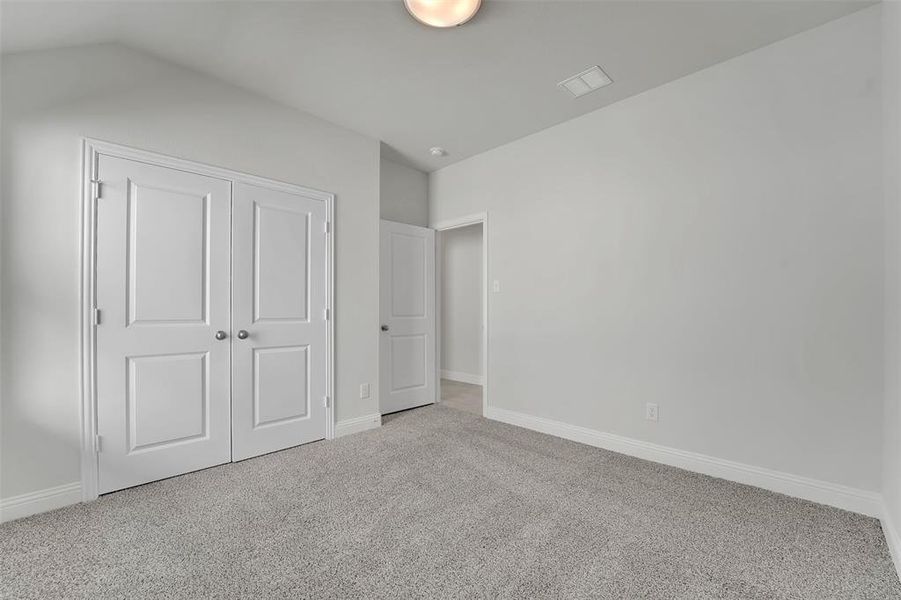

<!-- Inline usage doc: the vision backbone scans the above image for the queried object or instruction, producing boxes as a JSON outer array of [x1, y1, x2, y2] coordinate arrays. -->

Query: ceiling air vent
[[558, 66, 613, 98]]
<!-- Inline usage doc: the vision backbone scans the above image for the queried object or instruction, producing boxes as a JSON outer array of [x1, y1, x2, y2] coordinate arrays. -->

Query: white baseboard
[[440, 370, 484, 385], [335, 413, 382, 438], [1, 417, 382, 522], [0, 482, 82, 523], [485, 406, 882, 518]]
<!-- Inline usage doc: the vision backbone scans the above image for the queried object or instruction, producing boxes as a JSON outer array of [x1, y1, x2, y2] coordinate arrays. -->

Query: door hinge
[[323, 396, 330, 408], [324, 221, 331, 234], [324, 308, 330, 321], [93, 434, 102, 453], [92, 308, 101, 325], [91, 179, 102, 200]]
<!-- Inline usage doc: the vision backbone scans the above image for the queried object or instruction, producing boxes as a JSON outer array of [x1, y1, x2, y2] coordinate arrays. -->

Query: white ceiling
[[0, 0, 873, 172]]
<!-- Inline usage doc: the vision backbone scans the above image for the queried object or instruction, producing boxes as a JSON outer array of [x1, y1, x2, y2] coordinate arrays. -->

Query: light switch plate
[[360, 383, 371, 399], [493, 280, 500, 293]]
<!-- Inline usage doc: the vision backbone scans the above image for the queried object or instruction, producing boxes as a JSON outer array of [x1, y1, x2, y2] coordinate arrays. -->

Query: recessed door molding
[[80, 138, 335, 501]]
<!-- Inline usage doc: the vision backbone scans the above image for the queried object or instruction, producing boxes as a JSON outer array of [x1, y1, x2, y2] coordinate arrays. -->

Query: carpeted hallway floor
[[440, 378, 482, 415], [2, 405, 899, 599]]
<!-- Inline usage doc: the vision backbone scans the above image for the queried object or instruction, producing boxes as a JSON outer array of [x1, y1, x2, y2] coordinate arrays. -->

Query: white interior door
[[95, 155, 232, 494], [379, 220, 436, 414], [231, 182, 328, 461]]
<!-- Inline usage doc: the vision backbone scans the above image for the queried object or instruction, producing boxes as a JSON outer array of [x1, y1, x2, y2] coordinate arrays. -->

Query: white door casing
[[231, 182, 328, 461], [95, 155, 232, 494], [432, 212, 489, 415], [379, 220, 436, 414]]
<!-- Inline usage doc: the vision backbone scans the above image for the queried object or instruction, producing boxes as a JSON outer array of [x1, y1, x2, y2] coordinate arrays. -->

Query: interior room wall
[[882, 0, 901, 553], [440, 224, 482, 383], [0, 43, 381, 501], [429, 7, 883, 492], [380, 152, 428, 226]]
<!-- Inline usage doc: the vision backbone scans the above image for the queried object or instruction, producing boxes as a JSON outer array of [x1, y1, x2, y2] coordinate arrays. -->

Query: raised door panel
[[253, 345, 310, 427], [128, 183, 208, 325], [390, 233, 426, 318], [390, 335, 427, 392], [254, 203, 310, 323], [128, 352, 208, 451]]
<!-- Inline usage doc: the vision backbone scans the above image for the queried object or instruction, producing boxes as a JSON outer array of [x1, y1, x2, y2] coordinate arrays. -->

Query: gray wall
[[430, 8, 882, 491], [380, 154, 428, 226], [883, 0, 901, 536], [0, 44, 381, 499], [440, 224, 482, 380]]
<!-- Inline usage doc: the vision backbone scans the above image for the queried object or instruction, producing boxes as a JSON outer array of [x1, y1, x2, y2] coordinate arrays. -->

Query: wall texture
[[440, 224, 482, 380], [380, 154, 428, 226], [0, 44, 381, 500], [430, 8, 883, 491]]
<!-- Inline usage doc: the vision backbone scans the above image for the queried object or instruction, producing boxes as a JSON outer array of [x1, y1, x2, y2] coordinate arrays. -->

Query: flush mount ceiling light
[[558, 66, 613, 98], [404, 0, 482, 28], [430, 146, 448, 157]]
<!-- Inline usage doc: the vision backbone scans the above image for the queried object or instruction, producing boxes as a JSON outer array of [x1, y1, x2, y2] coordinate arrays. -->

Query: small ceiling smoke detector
[[430, 147, 448, 157], [558, 66, 613, 98]]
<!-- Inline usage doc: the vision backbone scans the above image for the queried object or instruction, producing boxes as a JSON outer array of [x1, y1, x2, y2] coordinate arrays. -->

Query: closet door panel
[[95, 154, 232, 494], [231, 182, 328, 460]]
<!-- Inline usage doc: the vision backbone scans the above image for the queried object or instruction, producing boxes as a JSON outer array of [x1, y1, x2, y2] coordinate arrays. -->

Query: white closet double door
[[94, 154, 328, 494]]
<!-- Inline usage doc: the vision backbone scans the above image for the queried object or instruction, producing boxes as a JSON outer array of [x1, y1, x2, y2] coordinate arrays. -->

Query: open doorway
[[435, 214, 487, 416]]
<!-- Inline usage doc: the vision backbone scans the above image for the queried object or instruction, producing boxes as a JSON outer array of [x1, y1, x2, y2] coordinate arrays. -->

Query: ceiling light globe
[[404, 0, 482, 28]]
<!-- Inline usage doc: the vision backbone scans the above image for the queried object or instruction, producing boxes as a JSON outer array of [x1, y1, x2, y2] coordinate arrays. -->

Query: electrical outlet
[[360, 383, 371, 399], [645, 403, 659, 422]]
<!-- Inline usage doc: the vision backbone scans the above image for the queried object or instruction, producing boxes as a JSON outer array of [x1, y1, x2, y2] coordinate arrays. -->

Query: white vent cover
[[558, 66, 613, 98]]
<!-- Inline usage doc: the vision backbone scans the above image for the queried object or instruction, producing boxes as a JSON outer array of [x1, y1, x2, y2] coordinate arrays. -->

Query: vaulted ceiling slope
[[0, 1, 872, 172]]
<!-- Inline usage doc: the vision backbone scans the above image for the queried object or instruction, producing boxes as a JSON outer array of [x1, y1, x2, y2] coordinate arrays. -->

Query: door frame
[[432, 212, 488, 416], [79, 138, 335, 501]]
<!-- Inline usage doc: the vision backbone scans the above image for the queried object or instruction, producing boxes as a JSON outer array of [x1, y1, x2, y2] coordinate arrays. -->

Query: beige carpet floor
[[2, 405, 899, 599]]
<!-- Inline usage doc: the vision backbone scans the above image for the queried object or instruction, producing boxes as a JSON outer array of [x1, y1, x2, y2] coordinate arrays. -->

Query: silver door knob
[[215, 330, 227, 340], [237, 330, 249, 340], [381, 325, 389, 332]]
